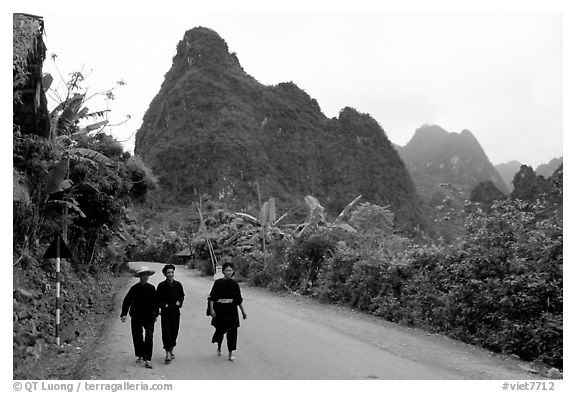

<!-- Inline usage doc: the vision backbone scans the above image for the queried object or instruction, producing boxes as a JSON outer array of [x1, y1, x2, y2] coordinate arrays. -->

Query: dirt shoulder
[[13, 264, 129, 380]]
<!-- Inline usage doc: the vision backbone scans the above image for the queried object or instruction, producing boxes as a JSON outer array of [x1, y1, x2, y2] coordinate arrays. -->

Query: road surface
[[81, 262, 540, 380]]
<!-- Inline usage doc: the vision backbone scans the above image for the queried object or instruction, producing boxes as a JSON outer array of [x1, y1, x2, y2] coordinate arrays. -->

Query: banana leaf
[[234, 212, 260, 225], [304, 195, 325, 222], [45, 159, 68, 195], [45, 199, 86, 218], [334, 195, 362, 224], [268, 197, 276, 225], [73, 120, 109, 137], [75, 107, 89, 121], [67, 147, 113, 166], [86, 109, 111, 119], [59, 94, 84, 122], [259, 197, 277, 228], [260, 200, 270, 226]]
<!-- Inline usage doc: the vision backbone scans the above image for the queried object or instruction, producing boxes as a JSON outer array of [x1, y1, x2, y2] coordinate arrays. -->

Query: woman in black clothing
[[208, 262, 247, 361]]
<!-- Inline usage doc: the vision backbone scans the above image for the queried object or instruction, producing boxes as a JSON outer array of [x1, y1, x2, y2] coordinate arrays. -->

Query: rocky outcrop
[[135, 27, 428, 234], [512, 164, 562, 204]]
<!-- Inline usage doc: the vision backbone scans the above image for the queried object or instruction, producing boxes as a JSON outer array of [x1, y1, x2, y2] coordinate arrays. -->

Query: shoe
[[135, 357, 143, 363], [170, 352, 175, 360], [145, 361, 153, 369], [217, 348, 222, 356], [228, 352, 235, 361], [164, 356, 171, 364]]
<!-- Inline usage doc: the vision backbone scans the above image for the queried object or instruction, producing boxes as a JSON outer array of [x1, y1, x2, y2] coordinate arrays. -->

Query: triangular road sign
[[43, 234, 73, 259]]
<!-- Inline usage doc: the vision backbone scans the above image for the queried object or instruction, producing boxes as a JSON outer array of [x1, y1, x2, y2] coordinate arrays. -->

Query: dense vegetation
[[13, 14, 157, 378], [133, 185, 562, 369]]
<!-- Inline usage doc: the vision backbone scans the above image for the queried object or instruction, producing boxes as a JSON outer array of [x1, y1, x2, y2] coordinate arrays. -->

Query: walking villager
[[156, 264, 185, 364], [208, 262, 247, 361], [120, 266, 158, 369]]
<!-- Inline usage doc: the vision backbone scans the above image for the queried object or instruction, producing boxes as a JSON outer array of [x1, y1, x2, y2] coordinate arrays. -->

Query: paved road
[[84, 262, 540, 380]]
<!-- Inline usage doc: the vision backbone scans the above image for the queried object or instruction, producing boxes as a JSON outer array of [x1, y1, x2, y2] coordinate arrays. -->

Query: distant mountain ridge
[[135, 27, 428, 234], [396, 124, 509, 203], [495, 157, 562, 194], [536, 157, 563, 178]]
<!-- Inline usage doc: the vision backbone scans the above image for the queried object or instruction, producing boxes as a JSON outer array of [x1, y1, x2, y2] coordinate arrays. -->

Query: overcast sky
[[11, 3, 566, 169]]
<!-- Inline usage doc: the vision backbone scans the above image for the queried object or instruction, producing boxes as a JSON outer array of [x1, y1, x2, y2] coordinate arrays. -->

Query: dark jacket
[[209, 278, 243, 329], [121, 282, 158, 321], [156, 280, 185, 316]]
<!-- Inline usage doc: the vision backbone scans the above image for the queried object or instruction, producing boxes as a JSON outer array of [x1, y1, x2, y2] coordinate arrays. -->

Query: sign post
[[43, 234, 72, 346], [197, 201, 218, 279]]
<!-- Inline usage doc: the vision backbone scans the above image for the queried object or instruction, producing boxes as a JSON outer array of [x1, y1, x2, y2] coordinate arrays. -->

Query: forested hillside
[[135, 27, 428, 235]]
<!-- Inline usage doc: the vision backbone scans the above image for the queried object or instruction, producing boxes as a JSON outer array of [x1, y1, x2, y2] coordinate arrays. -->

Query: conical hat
[[134, 266, 155, 277]]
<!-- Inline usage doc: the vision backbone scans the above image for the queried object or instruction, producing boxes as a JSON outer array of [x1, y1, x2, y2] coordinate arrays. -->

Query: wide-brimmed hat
[[134, 266, 155, 277]]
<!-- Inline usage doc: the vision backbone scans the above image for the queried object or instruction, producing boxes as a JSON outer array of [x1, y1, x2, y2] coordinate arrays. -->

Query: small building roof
[[174, 248, 191, 257]]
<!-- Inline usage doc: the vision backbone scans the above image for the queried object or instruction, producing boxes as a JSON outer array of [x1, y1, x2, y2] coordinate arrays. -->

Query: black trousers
[[161, 312, 180, 351], [130, 318, 155, 361], [211, 327, 238, 352]]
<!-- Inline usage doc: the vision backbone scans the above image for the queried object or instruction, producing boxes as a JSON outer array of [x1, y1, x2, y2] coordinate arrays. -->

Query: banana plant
[[235, 197, 290, 232], [44, 147, 112, 196], [44, 71, 114, 198], [294, 195, 362, 239], [42, 74, 115, 241], [45, 69, 113, 140], [235, 197, 292, 253], [49, 92, 110, 140]]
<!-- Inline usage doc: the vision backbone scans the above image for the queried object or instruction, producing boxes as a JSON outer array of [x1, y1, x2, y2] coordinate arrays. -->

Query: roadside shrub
[[126, 239, 181, 265], [344, 258, 386, 312], [366, 199, 563, 369], [245, 250, 286, 290], [283, 231, 339, 292], [314, 242, 358, 302], [231, 254, 251, 281]]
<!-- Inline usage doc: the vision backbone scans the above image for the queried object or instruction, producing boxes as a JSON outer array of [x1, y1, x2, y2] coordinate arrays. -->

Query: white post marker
[[43, 234, 72, 347], [55, 236, 61, 346], [214, 265, 223, 280]]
